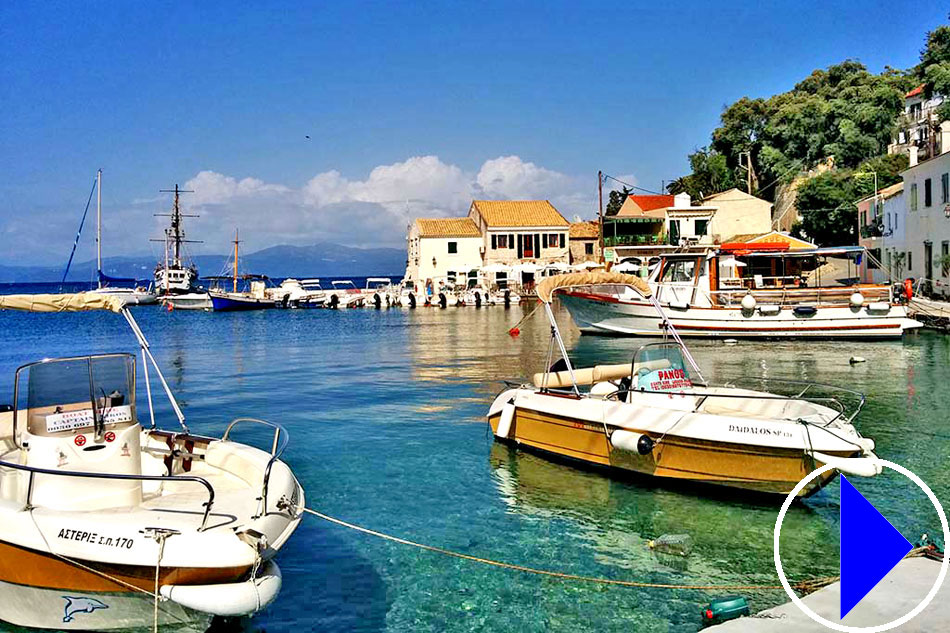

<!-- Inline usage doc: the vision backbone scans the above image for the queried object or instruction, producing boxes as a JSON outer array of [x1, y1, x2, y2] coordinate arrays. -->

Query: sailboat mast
[[172, 185, 182, 268], [233, 228, 240, 293], [96, 169, 102, 289]]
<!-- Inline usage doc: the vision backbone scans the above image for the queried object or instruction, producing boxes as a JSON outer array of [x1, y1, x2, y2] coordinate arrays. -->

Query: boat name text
[[57, 528, 134, 549], [727, 424, 793, 438]]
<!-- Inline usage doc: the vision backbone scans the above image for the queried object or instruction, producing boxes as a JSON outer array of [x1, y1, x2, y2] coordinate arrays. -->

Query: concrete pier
[[708, 557, 947, 631]]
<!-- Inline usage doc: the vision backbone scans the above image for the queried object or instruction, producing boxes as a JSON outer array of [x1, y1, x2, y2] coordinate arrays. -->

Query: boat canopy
[[719, 245, 866, 258], [0, 293, 125, 313], [536, 272, 652, 303]]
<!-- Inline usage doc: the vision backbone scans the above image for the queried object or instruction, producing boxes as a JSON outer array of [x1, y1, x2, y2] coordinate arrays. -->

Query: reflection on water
[[0, 299, 947, 632]]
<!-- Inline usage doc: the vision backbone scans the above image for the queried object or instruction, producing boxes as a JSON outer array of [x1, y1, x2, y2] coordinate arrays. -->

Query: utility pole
[[598, 171, 605, 264], [739, 152, 752, 194]]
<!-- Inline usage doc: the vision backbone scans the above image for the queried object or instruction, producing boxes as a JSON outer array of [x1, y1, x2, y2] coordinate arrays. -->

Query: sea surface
[[0, 283, 948, 632]]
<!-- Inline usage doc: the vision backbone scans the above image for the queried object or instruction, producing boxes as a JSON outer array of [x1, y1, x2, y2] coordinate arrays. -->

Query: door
[[925, 241, 933, 295]]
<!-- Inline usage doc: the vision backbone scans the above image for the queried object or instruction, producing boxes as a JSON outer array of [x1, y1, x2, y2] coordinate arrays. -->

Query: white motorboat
[[361, 278, 397, 308], [559, 246, 922, 338], [0, 293, 303, 630], [162, 292, 212, 311], [487, 272, 881, 497], [395, 281, 420, 308], [270, 279, 326, 308], [326, 280, 365, 309]]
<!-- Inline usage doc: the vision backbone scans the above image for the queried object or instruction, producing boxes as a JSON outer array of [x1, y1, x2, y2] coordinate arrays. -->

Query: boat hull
[[209, 293, 277, 311], [163, 292, 212, 310], [559, 291, 922, 339], [488, 403, 844, 497]]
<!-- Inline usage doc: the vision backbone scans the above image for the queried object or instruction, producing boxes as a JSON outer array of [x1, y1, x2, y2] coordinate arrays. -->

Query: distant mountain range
[[0, 242, 407, 283]]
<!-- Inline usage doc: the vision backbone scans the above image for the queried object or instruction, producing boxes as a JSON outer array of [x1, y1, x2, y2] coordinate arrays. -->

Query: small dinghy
[[487, 273, 881, 497], [0, 293, 304, 630]]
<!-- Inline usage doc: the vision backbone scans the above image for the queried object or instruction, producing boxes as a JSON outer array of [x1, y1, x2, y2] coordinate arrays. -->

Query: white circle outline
[[773, 460, 949, 632]]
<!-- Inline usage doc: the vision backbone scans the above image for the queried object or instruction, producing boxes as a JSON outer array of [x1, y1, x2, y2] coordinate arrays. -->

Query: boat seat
[[699, 394, 820, 420]]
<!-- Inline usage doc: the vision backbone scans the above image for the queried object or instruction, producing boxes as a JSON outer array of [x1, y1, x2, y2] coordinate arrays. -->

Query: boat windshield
[[632, 343, 693, 391], [17, 354, 136, 436]]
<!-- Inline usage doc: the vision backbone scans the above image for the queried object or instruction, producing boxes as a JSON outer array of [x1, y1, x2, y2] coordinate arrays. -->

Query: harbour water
[[0, 286, 948, 632]]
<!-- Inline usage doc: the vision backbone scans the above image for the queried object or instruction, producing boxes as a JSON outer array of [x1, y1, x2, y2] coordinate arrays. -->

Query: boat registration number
[[57, 528, 134, 549], [46, 405, 133, 433]]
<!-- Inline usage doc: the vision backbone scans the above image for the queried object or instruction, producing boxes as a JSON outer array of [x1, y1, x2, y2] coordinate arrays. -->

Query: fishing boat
[[208, 231, 278, 312], [326, 280, 365, 309], [558, 246, 921, 338], [163, 291, 212, 311], [66, 170, 156, 306], [487, 272, 881, 497], [0, 293, 303, 630], [153, 184, 201, 296]]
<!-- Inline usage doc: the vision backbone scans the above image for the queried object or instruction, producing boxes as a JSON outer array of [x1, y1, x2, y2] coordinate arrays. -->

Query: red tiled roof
[[629, 195, 674, 212], [906, 84, 924, 98]]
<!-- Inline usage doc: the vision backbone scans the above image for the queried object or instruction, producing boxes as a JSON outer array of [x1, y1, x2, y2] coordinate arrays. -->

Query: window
[[908, 251, 913, 271], [548, 233, 560, 248], [860, 211, 867, 228], [448, 241, 457, 254], [944, 242, 950, 277], [925, 178, 932, 207], [911, 184, 918, 211], [447, 270, 456, 282], [942, 173, 949, 204], [661, 259, 697, 283], [695, 219, 709, 236], [497, 234, 508, 249], [585, 242, 594, 255]]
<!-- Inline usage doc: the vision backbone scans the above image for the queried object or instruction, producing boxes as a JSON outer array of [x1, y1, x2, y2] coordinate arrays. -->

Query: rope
[[303, 507, 786, 592], [508, 300, 543, 335], [153, 533, 168, 633]]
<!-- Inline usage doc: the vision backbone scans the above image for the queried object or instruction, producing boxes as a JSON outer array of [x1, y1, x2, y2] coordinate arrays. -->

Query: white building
[[404, 218, 483, 289], [702, 188, 772, 242], [889, 85, 950, 163], [899, 151, 950, 297], [666, 192, 718, 246]]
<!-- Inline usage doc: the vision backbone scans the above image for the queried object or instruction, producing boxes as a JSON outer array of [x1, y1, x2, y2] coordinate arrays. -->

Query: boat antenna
[[232, 228, 241, 292]]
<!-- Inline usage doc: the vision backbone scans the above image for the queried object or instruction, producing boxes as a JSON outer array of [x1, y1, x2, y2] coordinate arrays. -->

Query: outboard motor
[[328, 294, 340, 309], [474, 291, 482, 307], [407, 292, 416, 308], [373, 292, 382, 309], [438, 292, 447, 308], [504, 289, 511, 307]]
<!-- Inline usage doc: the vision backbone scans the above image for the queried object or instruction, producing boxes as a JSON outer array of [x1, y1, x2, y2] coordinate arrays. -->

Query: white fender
[[161, 560, 282, 617], [810, 451, 882, 478], [496, 401, 516, 439], [611, 430, 648, 453]]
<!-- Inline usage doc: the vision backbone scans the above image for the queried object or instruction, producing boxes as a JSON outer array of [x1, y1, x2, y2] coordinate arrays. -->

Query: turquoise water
[[0, 296, 948, 632]]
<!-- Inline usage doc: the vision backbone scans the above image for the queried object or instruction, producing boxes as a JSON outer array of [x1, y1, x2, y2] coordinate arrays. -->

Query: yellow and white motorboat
[[0, 294, 304, 630], [487, 272, 881, 497]]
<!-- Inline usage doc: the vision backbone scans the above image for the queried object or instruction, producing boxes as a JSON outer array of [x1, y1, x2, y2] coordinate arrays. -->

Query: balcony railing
[[860, 223, 884, 239], [604, 234, 665, 247]]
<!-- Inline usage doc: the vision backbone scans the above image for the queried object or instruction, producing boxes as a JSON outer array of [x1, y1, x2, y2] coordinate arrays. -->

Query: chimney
[[673, 192, 691, 208], [909, 146, 918, 167]]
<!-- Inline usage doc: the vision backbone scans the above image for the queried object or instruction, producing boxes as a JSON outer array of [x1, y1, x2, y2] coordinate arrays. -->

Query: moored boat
[[152, 184, 202, 297], [487, 272, 881, 497], [559, 246, 921, 338], [0, 293, 303, 630]]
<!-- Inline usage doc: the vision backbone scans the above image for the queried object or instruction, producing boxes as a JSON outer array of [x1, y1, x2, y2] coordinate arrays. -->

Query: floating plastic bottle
[[648, 534, 693, 557]]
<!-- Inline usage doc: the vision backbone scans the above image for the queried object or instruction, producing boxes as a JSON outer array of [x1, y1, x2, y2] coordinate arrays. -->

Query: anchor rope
[[302, 506, 857, 593]]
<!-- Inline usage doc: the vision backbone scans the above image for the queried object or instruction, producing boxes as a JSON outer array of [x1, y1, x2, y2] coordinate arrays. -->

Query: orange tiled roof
[[906, 84, 924, 98], [415, 217, 481, 238], [614, 194, 674, 219], [569, 221, 599, 238], [471, 200, 569, 227]]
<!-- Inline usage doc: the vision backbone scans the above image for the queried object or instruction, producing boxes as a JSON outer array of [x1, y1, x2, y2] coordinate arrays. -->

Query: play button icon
[[839, 475, 913, 619]]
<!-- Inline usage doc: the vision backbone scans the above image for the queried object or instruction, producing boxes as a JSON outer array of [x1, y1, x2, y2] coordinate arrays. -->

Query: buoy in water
[[850, 356, 867, 364], [723, 339, 738, 346], [508, 327, 520, 337], [701, 596, 749, 626]]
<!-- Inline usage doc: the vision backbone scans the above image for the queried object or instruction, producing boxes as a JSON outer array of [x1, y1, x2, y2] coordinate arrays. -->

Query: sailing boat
[[208, 229, 278, 311], [86, 170, 158, 306], [152, 184, 201, 295]]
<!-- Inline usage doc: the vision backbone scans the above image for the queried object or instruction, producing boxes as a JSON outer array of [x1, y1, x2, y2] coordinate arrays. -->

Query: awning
[[604, 217, 664, 223], [0, 293, 125, 313], [536, 272, 652, 303]]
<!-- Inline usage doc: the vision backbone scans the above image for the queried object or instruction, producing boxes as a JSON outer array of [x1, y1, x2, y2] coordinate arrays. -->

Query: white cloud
[[1, 155, 605, 265]]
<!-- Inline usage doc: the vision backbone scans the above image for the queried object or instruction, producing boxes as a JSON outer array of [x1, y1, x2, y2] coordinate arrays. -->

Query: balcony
[[860, 222, 884, 239], [604, 233, 666, 247]]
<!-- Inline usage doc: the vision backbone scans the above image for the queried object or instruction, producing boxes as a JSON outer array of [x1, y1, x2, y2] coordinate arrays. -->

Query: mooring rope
[[302, 506, 845, 593]]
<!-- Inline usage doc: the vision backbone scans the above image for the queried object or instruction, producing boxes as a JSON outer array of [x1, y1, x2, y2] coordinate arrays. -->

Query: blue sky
[[1, 1, 947, 265]]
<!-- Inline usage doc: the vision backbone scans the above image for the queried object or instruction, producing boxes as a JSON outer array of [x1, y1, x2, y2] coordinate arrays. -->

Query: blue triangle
[[840, 475, 913, 619]]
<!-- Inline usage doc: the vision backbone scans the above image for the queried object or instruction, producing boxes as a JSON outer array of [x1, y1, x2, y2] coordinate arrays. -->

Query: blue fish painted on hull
[[62, 596, 108, 623]]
